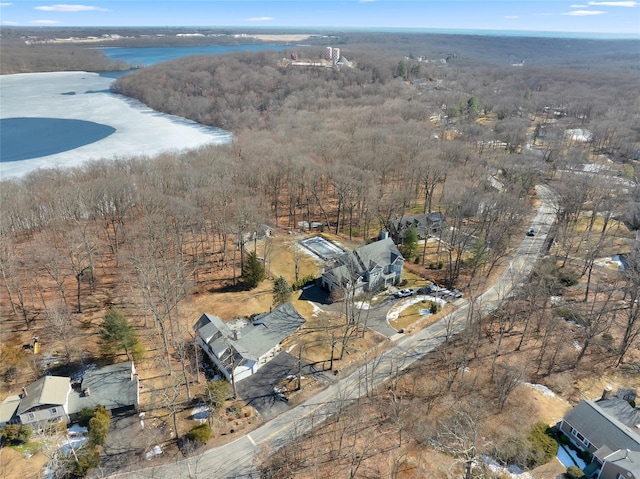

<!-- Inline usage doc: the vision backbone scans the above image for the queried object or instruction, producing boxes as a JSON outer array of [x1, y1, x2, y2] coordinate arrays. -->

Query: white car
[[395, 288, 414, 298]]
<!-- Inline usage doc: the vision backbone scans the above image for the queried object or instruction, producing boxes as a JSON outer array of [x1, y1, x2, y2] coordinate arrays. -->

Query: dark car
[[526, 228, 536, 237]]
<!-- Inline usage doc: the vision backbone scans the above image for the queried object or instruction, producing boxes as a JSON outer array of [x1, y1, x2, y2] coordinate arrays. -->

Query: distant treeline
[[0, 45, 129, 74], [111, 47, 639, 162]]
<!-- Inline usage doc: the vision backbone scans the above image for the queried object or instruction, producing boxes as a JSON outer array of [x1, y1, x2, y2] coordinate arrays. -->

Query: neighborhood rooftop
[[67, 361, 139, 414], [16, 376, 70, 416]]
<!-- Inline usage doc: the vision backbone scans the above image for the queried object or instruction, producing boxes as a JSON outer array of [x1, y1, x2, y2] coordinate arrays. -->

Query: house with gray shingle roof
[[387, 212, 445, 244], [195, 302, 306, 383], [67, 361, 139, 417], [0, 395, 22, 427], [559, 388, 640, 479], [1, 362, 139, 429], [16, 375, 71, 426], [321, 237, 404, 297]]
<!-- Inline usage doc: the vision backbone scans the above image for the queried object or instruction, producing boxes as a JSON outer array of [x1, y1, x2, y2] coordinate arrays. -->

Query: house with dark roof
[[195, 302, 306, 383], [320, 237, 404, 297], [1, 362, 139, 429], [558, 388, 640, 479], [387, 212, 445, 244], [67, 361, 139, 417]]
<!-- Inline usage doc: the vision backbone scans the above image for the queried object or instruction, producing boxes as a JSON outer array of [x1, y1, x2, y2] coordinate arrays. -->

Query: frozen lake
[[0, 72, 232, 179]]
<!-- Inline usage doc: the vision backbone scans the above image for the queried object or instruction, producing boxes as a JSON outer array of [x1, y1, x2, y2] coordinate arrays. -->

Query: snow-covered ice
[[0, 72, 232, 179]]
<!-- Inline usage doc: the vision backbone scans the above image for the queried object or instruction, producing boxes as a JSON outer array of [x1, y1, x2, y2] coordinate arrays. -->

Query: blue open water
[[0, 44, 284, 165], [100, 44, 287, 66]]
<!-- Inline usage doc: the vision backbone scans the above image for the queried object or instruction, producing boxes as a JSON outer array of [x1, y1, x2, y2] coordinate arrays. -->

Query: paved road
[[113, 185, 558, 479]]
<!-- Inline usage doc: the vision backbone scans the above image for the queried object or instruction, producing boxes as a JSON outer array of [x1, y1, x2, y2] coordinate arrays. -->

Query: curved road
[[115, 185, 558, 479]]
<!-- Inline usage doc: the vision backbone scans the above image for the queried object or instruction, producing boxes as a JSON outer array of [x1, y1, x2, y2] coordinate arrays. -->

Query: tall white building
[[325, 46, 333, 61], [332, 47, 340, 65]]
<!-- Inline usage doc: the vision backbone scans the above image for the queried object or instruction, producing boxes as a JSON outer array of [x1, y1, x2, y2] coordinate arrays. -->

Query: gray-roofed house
[[2, 362, 140, 430], [67, 361, 139, 417], [558, 388, 640, 479], [195, 302, 306, 383], [387, 212, 445, 244], [321, 237, 404, 297], [16, 376, 71, 427], [0, 395, 21, 427]]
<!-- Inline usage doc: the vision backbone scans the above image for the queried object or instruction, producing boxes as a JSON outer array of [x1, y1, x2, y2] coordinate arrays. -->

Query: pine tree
[[272, 276, 292, 306], [402, 225, 419, 261], [242, 251, 265, 289], [99, 308, 143, 360]]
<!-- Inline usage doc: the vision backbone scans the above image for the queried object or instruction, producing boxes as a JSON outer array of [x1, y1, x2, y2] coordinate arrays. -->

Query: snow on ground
[[189, 404, 209, 423], [309, 302, 324, 317], [523, 383, 556, 397], [594, 255, 624, 270], [557, 444, 586, 469], [387, 295, 446, 321], [0, 72, 232, 179], [354, 301, 370, 310], [482, 456, 533, 478], [67, 424, 88, 436]]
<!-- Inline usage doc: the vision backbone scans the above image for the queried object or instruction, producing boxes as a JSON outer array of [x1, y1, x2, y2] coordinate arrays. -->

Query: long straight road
[[115, 185, 558, 479]]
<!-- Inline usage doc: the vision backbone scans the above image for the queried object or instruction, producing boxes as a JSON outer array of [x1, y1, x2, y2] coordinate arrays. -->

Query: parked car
[[526, 228, 536, 237], [395, 288, 414, 298], [452, 289, 463, 298]]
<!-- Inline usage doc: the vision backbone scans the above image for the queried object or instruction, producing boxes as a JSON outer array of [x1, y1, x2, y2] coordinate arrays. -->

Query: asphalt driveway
[[236, 351, 300, 421]]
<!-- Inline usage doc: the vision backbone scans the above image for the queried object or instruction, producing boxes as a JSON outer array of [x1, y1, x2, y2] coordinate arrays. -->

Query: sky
[[1, 1, 639, 36]]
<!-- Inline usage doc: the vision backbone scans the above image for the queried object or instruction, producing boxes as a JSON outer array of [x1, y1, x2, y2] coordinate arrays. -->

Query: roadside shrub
[[77, 407, 95, 428], [0, 424, 33, 445], [565, 465, 585, 479], [87, 405, 111, 446], [67, 445, 100, 477], [429, 301, 441, 314], [186, 423, 211, 444]]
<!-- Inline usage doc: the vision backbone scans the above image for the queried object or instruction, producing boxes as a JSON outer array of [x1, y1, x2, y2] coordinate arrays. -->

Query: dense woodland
[[1, 31, 640, 478]]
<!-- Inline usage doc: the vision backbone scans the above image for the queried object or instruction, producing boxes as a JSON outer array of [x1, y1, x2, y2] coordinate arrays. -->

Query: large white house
[[195, 303, 306, 383]]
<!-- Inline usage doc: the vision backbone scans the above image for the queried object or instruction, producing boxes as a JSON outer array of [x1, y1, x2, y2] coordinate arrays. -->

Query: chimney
[[233, 329, 241, 341], [601, 386, 613, 401], [21, 387, 28, 398]]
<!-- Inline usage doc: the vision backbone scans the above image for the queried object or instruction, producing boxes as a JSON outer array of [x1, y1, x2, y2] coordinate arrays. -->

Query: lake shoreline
[[0, 71, 232, 180]]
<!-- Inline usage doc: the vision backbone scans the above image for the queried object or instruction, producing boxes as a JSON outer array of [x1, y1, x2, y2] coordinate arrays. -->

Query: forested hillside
[[1, 34, 639, 478]]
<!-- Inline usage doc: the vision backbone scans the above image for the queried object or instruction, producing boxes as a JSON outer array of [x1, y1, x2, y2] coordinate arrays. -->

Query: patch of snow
[[145, 445, 163, 460], [556, 444, 586, 469], [354, 301, 370, 310], [67, 424, 88, 436], [523, 383, 556, 397], [573, 340, 582, 351], [594, 255, 624, 270], [387, 295, 446, 321], [309, 302, 324, 317], [482, 456, 533, 478], [190, 404, 209, 422], [60, 436, 87, 455]]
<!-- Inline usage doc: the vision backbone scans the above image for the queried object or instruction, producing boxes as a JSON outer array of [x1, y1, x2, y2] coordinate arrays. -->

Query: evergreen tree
[[401, 225, 419, 261], [99, 308, 143, 360], [242, 251, 265, 289], [272, 276, 292, 306]]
